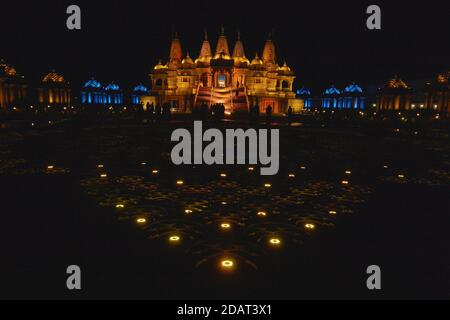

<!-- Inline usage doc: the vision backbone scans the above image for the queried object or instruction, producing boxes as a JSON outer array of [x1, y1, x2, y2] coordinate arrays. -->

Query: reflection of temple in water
[[148, 28, 302, 114]]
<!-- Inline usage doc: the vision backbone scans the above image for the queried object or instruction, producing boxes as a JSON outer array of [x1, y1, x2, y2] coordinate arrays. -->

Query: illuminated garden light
[[169, 235, 181, 242], [398, 174, 406, 179], [288, 173, 296, 178], [176, 180, 184, 185], [115, 204, 125, 209], [257, 211, 267, 217], [220, 223, 231, 230], [221, 201, 228, 205], [383, 165, 389, 169], [300, 166, 306, 170], [341, 180, 349, 185], [220, 173, 227, 178], [97, 164, 104, 168], [152, 169, 159, 174], [269, 238, 282, 246], [184, 209, 193, 214], [329, 210, 337, 215], [100, 173, 108, 178], [345, 170, 352, 175], [220, 259, 235, 270], [264, 183, 272, 188], [136, 218, 147, 224], [47, 165, 54, 170], [305, 223, 316, 230], [248, 167, 255, 171], [141, 162, 147, 165]]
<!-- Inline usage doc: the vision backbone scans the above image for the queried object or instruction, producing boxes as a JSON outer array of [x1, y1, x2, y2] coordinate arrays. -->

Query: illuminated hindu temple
[[321, 83, 365, 109], [148, 28, 302, 114], [0, 59, 27, 110], [376, 76, 413, 111], [37, 71, 71, 108], [423, 72, 450, 113], [81, 78, 123, 106]]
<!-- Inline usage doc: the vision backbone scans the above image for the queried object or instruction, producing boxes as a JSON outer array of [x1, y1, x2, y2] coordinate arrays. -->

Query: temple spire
[[262, 35, 276, 65], [215, 26, 230, 57], [197, 31, 212, 63], [232, 31, 246, 59], [168, 32, 183, 69]]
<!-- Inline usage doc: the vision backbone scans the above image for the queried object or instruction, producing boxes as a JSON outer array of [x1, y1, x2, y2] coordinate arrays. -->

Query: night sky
[[1, 0, 449, 93]]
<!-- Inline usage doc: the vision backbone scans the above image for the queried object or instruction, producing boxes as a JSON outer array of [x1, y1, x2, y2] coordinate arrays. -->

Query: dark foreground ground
[[0, 115, 449, 299]]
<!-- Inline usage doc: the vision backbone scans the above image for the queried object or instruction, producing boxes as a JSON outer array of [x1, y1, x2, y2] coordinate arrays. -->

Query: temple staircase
[[194, 85, 249, 113]]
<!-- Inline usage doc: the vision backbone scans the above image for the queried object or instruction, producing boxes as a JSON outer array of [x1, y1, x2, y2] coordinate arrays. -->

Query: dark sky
[[1, 0, 449, 93]]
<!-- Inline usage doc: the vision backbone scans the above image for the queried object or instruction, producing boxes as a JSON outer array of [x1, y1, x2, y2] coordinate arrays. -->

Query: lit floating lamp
[[100, 173, 108, 178], [221, 201, 228, 205], [220, 259, 235, 271], [300, 166, 307, 170], [248, 167, 255, 171], [257, 211, 267, 217], [304, 223, 316, 230], [264, 183, 272, 188], [220, 173, 227, 178], [220, 223, 231, 230], [176, 180, 184, 186], [136, 218, 147, 224], [151, 169, 159, 174], [47, 165, 54, 170], [116, 204, 125, 209], [383, 165, 389, 169], [345, 170, 352, 175], [329, 210, 337, 215], [397, 174, 406, 179], [288, 173, 296, 178], [184, 209, 193, 214], [141, 162, 147, 166], [169, 235, 181, 243], [269, 238, 282, 246], [97, 164, 104, 168], [341, 180, 349, 186]]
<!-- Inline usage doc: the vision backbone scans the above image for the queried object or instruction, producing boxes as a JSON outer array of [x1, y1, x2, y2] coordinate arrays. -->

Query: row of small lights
[[100, 162, 407, 272]]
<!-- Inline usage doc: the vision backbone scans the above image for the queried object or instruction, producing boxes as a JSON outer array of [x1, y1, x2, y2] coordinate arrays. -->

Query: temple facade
[[148, 28, 300, 114], [376, 76, 412, 111], [423, 72, 450, 114], [0, 59, 27, 110], [81, 78, 123, 107], [320, 83, 365, 110], [37, 71, 71, 108]]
